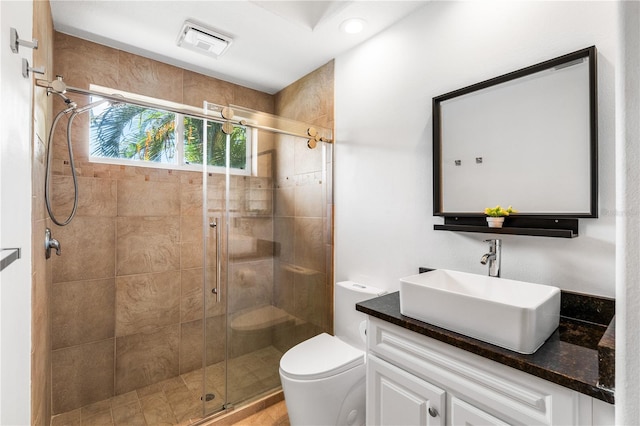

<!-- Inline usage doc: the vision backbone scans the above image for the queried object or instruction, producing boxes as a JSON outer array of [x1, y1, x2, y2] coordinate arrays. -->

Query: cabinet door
[[367, 355, 445, 426], [450, 396, 510, 426]]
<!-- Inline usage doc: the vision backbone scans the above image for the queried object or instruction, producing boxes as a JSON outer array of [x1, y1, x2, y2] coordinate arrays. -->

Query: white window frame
[[88, 84, 252, 176]]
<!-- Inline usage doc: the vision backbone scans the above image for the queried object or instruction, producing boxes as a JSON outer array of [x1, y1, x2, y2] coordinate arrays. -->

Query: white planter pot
[[486, 217, 505, 228]]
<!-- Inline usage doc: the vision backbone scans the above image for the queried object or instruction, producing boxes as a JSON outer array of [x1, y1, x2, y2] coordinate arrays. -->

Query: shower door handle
[[209, 218, 221, 303]]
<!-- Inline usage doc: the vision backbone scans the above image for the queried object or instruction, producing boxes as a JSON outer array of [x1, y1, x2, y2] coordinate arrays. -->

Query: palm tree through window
[[89, 97, 249, 172]]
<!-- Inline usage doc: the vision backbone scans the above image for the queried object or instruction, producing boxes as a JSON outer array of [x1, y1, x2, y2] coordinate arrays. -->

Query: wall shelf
[[434, 217, 579, 238]]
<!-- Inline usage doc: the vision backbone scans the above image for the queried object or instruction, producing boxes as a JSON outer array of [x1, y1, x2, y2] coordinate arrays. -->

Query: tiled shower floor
[[51, 346, 284, 426]]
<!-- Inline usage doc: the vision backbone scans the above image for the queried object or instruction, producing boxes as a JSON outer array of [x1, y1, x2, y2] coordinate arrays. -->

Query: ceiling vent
[[177, 20, 233, 58]]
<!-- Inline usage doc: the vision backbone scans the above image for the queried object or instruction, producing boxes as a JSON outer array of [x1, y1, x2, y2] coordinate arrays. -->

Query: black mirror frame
[[433, 46, 598, 219]]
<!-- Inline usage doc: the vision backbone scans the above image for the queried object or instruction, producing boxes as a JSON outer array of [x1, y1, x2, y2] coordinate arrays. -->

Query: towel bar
[[0, 248, 21, 272]]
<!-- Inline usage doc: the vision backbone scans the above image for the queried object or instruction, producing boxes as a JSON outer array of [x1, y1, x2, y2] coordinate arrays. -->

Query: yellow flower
[[484, 205, 517, 217]]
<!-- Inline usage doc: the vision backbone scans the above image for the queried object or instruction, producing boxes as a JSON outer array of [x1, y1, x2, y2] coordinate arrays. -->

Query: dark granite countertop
[[357, 291, 615, 404]]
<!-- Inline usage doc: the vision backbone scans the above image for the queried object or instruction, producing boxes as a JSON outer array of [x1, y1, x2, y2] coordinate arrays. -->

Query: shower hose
[[44, 107, 82, 226]]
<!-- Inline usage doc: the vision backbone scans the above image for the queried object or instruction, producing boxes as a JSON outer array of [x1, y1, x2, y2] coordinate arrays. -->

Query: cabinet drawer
[[450, 396, 510, 426], [368, 317, 578, 425]]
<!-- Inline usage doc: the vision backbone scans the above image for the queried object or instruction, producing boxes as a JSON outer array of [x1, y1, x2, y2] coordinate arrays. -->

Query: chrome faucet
[[480, 239, 501, 277]]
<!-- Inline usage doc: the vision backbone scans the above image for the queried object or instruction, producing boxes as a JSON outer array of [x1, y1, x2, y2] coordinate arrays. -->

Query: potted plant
[[484, 205, 516, 228]]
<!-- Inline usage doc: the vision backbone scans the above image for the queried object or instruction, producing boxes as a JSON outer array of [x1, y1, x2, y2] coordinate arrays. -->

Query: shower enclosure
[[47, 84, 333, 424], [199, 103, 334, 417]]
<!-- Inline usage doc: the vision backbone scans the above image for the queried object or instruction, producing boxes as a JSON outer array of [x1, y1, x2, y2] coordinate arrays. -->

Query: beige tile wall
[[32, 1, 54, 424], [47, 32, 334, 418], [272, 62, 335, 349]]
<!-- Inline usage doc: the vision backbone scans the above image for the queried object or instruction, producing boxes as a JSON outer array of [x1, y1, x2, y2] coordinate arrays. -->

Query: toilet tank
[[334, 281, 386, 349]]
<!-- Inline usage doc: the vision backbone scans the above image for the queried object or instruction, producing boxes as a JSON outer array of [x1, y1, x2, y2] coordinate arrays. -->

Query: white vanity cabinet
[[368, 355, 446, 425], [366, 317, 614, 426]]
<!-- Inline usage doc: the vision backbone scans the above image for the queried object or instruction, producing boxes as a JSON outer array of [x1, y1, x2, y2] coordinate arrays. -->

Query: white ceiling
[[50, 0, 429, 94]]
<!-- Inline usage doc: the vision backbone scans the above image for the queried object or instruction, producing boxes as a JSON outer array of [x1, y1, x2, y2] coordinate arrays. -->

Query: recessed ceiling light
[[340, 18, 366, 34], [177, 20, 233, 58]]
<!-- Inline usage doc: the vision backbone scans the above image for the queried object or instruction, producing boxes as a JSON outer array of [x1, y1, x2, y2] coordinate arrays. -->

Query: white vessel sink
[[399, 269, 560, 354]]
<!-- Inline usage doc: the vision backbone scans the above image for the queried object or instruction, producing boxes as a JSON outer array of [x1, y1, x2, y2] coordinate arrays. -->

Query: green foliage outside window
[[183, 116, 247, 169], [90, 101, 248, 170]]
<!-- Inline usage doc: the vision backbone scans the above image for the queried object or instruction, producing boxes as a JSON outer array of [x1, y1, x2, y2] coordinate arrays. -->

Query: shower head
[[44, 76, 78, 109], [50, 75, 67, 94]]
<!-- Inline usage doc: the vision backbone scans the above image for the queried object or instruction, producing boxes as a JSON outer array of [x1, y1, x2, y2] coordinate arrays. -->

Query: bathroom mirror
[[433, 46, 597, 218]]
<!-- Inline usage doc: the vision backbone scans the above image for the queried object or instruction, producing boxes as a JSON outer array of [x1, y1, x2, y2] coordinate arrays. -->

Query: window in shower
[[90, 102, 178, 164], [182, 116, 248, 170], [87, 87, 250, 174]]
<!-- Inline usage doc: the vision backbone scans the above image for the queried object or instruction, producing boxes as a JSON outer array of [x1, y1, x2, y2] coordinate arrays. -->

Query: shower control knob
[[44, 228, 61, 259], [428, 407, 438, 418]]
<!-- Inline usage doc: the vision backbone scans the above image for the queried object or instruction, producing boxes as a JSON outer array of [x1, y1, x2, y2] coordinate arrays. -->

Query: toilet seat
[[279, 333, 364, 381]]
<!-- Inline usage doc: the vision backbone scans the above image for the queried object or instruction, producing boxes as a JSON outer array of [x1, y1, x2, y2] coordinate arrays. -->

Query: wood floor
[[229, 401, 289, 426]]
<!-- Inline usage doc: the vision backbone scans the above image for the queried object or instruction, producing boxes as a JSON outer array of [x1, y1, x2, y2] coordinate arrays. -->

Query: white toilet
[[279, 281, 386, 426]]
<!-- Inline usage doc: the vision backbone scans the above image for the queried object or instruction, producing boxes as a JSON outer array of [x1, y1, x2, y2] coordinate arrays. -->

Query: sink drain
[[201, 393, 215, 402]]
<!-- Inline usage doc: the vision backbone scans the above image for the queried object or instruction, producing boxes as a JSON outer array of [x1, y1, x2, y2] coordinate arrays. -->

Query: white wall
[[615, 2, 640, 424], [0, 1, 34, 423], [335, 1, 618, 298]]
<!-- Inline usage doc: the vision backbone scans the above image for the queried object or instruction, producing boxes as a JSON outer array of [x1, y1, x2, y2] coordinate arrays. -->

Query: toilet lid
[[279, 333, 364, 380]]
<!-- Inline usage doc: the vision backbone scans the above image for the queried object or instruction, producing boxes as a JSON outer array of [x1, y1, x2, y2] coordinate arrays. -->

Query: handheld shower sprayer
[[40, 75, 126, 226]]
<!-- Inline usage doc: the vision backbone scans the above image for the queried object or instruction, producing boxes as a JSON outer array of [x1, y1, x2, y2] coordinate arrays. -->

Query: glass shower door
[[200, 116, 229, 416], [224, 127, 282, 406], [201, 102, 333, 418], [202, 124, 282, 414]]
